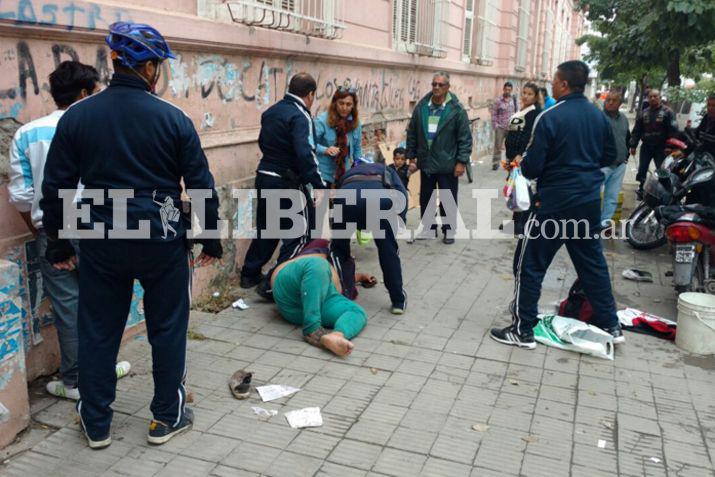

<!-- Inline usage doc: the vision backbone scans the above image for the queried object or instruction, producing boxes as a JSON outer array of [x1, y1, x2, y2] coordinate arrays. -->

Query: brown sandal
[[304, 327, 329, 348]]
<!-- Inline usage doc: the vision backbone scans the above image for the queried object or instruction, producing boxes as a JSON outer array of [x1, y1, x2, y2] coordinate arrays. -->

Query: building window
[[393, 0, 449, 58], [515, 0, 530, 71], [463, 0, 475, 60], [471, 0, 498, 66], [225, 0, 345, 39]]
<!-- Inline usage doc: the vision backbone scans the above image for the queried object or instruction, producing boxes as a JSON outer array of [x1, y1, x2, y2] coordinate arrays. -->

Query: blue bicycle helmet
[[106, 22, 176, 68]]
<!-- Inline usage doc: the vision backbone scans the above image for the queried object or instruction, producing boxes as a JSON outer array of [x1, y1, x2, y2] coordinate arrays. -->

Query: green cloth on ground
[[272, 257, 367, 339]]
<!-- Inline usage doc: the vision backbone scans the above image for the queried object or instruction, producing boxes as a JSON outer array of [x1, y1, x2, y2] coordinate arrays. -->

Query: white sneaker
[[46, 381, 80, 400], [116, 361, 131, 379]]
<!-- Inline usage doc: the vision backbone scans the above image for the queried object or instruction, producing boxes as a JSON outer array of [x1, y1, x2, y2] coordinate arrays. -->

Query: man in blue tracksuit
[[40, 22, 222, 448], [490, 60, 624, 349], [331, 160, 408, 314], [240, 73, 326, 290]]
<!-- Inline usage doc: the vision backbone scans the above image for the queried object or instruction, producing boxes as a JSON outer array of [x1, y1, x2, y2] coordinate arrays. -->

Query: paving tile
[[387, 427, 438, 455], [429, 432, 480, 464], [222, 442, 281, 474], [346, 418, 397, 446], [286, 431, 340, 459], [155, 455, 216, 476], [373, 448, 426, 477], [328, 439, 382, 471], [419, 457, 471, 477], [180, 433, 241, 462], [317, 462, 368, 477], [264, 451, 323, 477]]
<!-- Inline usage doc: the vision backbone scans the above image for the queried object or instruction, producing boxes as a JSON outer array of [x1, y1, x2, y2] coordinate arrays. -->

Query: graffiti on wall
[[0, 263, 23, 365], [0, 0, 132, 31], [472, 120, 494, 158], [0, 35, 484, 133]]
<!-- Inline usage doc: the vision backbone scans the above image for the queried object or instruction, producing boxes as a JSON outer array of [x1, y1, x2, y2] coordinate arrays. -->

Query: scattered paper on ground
[[232, 298, 249, 310], [284, 407, 323, 429], [251, 406, 278, 418], [598, 439, 607, 449], [256, 385, 301, 402], [472, 423, 490, 432], [650, 457, 662, 464]]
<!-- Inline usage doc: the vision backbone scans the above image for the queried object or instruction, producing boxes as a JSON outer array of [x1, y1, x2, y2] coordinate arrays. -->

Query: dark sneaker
[[489, 326, 536, 350], [78, 405, 111, 449], [255, 277, 274, 302], [147, 407, 194, 445], [492, 163, 499, 171], [240, 273, 263, 289], [442, 236, 455, 245], [390, 290, 407, 315], [636, 189, 644, 201], [604, 326, 626, 344]]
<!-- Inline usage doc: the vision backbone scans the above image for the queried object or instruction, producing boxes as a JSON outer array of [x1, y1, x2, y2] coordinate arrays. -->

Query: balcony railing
[[224, 0, 346, 39]]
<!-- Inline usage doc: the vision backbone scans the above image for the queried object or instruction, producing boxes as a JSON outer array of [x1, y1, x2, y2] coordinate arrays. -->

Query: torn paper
[[232, 298, 250, 310], [256, 384, 301, 402], [284, 407, 323, 429], [251, 406, 278, 418]]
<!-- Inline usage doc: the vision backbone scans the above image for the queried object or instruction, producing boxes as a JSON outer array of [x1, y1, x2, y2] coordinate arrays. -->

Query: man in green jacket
[[406, 72, 473, 244]]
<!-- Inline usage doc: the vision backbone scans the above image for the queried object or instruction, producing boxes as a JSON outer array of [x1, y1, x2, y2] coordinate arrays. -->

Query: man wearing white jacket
[[8, 61, 130, 400]]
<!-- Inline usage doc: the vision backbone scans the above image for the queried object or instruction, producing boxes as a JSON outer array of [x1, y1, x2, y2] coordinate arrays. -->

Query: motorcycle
[[626, 135, 710, 249], [660, 203, 715, 294]]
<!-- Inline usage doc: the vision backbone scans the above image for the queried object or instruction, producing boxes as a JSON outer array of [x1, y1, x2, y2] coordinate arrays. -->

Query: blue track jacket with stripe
[[521, 92, 617, 214]]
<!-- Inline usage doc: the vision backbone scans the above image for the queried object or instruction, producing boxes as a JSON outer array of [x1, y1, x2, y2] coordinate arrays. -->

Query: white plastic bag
[[534, 314, 614, 360], [512, 168, 531, 212]]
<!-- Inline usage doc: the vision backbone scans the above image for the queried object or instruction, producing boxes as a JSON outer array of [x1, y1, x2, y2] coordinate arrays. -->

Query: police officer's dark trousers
[[511, 200, 618, 335], [636, 143, 665, 187], [77, 238, 190, 438], [332, 181, 405, 306], [241, 173, 314, 281]]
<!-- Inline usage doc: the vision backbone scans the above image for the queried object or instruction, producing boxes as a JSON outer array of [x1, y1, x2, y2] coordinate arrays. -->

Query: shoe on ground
[[255, 277, 274, 302], [240, 273, 263, 289], [390, 290, 407, 315], [604, 326, 626, 344], [415, 229, 437, 240], [78, 409, 111, 449], [229, 370, 253, 399], [116, 361, 131, 379], [442, 236, 455, 245], [489, 326, 536, 350], [46, 380, 80, 400], [636, 189, 644, 201], [492, 163, 499, 171], [147, 407, 194, 445]]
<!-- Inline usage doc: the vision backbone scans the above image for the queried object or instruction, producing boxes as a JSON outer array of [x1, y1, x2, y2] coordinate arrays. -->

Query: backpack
[[559, 279, 593, 323]]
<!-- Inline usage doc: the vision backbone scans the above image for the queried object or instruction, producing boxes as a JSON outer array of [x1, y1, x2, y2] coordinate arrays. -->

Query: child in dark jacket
[[388, 147, 411, 189]]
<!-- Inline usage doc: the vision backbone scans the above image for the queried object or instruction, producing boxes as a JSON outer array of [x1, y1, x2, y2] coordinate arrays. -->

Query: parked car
[[672, 100, 706, 130]]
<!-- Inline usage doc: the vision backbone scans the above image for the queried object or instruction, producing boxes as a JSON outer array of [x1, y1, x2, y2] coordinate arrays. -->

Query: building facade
[[0, 0, 583, 445]]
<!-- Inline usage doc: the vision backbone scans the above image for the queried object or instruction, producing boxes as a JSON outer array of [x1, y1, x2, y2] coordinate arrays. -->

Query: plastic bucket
[[675, 293, 715, 355]]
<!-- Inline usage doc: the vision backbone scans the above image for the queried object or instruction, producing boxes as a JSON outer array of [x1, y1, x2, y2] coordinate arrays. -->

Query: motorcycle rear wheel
[[626, 203, 667, 250]]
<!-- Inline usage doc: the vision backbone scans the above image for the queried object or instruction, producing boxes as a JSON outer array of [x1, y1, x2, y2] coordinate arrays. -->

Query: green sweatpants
[[272, 257, 367, 339]]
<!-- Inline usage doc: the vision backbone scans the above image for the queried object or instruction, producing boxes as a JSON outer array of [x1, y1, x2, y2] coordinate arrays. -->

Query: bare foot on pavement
[[320, 332, 354, 357]]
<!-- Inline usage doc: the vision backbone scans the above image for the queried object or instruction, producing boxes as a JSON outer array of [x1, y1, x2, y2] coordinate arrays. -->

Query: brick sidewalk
[[2, 162, 714, 477]]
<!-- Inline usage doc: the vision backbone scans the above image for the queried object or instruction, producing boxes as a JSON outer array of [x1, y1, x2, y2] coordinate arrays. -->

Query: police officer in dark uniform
[[40, 22, 222, 449], [331, 159, 408, 314], [629, 89, 678, 196], [239, 73, 326, 290]]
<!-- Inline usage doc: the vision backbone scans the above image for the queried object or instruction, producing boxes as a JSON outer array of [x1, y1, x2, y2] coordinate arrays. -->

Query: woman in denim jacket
[[314, 87, 363, 186]]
